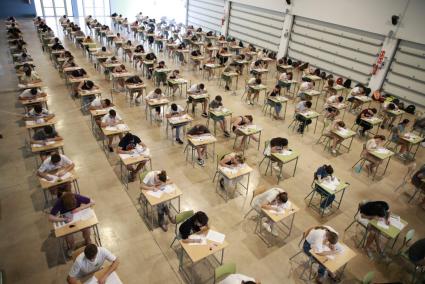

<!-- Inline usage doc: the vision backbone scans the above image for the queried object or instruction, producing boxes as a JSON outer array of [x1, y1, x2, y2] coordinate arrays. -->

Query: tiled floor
[[0, 17, 424, 284]]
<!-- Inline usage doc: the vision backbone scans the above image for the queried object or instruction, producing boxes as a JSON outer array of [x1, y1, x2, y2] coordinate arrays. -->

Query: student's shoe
[[224, 131, 230, 137], [197, 159, 204, 166], [380, 124, 385, 129], [272, 164, 280, 172], [331, 149, 337, 155], [262, 221, 272, 233], [109, 146, 114, 152], [168, 215, 176, 224], [160, 223, 168, 232], [201, 112, 208, 118], [225, 86, 230, 91], [322, 207, 331, 215], [176, 138, 184, 144], [271, 226, 279, 237], [66, 249, 74, 259]]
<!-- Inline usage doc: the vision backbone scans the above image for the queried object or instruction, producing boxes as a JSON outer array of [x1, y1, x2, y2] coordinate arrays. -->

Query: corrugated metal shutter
[[227, 2, 284, 52], [288, 16, 384, 85], [187, 0, 224, 33], [382, 40, 425, 107]]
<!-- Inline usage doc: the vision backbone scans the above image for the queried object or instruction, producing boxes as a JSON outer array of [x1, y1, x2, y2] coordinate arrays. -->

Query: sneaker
[[197, 159, 204, 166], [225, 85, 230, 91], [201, 112, 208, 118], [322, 207, 331, 215], [66, 249, 74, 259], [224, 131, 230, 137], [160, 223, 168, 232], [176, 138, 184, 144], [262, 221, 272, 233], [365, 248, 374, 260], [271, 226, 279, 237], [108, 146, 114, 152], [331, 149, 337, 155]]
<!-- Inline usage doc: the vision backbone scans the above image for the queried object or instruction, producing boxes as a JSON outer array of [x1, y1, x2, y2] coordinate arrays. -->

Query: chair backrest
[[214, 263, 236, 282], [175, 210, 194, 225], [362, 271, 375, 284], [405, 229, 415, 244], [263, 140, 270, 156], [139, 170, 149, 184]]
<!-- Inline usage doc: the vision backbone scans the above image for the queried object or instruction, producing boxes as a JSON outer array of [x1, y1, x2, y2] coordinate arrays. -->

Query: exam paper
[[84, 272, 122, 284], [206, 230, 225, 244], [146, 190, 163, 199], [188, 235, 207, 246]]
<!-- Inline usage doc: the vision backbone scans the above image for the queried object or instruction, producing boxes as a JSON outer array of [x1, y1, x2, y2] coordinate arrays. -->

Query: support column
[[222, 0, 230, 36], [277, 14, 294, 58]]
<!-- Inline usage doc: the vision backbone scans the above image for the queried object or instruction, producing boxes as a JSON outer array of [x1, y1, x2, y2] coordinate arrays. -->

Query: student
[[355, 108, 378, 136], [90, 98, 112, 111], [222, 64, 236, 91], [217, 47, 230, 65], [324, 119, 346, 154], [146, 88, 164, 122], [245, 78, 262, 105], [381, 99, 400, 129], [117, 133, 148, 181], [324, 92, 343, 109], [219, 274, 259, 284], [154, 60, 168, 86], [347, 85, 366, 111], [101, 109, 124, 152], [407, 238, 425, 266], [168, 69, 181, 95], [77, 80, 99, 108], [19, 68, 41, 84], [297, 79, 314, 101], [209, 95, 230, 137], [411, 164, 425, 209], [165, 103, 186, 144], [32, 125, 63, 160], [266, 85, 283, 120], [140, 170, 175, 231], [278, 71, 293, 91], [304, 226, 339, 283], [219, 153, 246, 191], [70, 69, 88, 96], [49, 192, 94, 257], [295, 100, 313, 134], [125, 75, 144, 103], [253, 188, 288, 236], [264, 137, 289, 157], [232, 115, 258, 151], [67, 244, 119, 284], [37, 153, 74, 195], [113, 32, 124, 52], [314, 165, 336, 213], [24, 104, 54, 121], [16, 52, 32, 63], [390, 119, 410, 157], [187, 124, 211, 166], [144, 52, 157, 79], [187, 83, 208, 117], [362, 135, 386, 176], [358, 200, 390, 259], [179, 211, 209, 242], [18, 87, 46, 100], [62, 56, 76, 69]]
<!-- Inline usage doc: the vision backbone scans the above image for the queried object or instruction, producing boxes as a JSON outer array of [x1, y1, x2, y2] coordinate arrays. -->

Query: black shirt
[[118, 135, 141, 151], [359, 201, 389, 218], [179, 215, 201, 239], [187, 125, 210, 136], [408, 238, 425, 262]]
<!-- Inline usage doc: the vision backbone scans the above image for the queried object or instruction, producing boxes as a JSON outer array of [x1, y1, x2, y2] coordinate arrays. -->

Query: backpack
[[320, 72, 326, 79], [336, 77, 343, 85], [343, 79, 352, 88], [405, 104, 416, 114]]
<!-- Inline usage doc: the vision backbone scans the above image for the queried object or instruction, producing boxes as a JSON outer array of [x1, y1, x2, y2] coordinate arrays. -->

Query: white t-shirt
[[306, 226, 338, 253], [69, 247, 116, 278], [348, 86, 361, 99], [166, 105, 184, 115], [188, 84, 206, 94], [143, 171, 160, 186], [252, 188, 284, 212], [101, 113, 122, 125], [90, 97, 102, 108], [146, 90, 163, 100], [279, 72, 289, 81], [27, 108, 50, 118], [219, 273, 255, 284], [38, 154, 73, 173], [299, 82, 312, 92], [19, 88, 41, 99], [247, 78, 256, 86]]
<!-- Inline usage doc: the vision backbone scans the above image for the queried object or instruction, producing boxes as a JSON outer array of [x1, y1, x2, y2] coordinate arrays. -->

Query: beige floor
[[0, 18, 424, 284]]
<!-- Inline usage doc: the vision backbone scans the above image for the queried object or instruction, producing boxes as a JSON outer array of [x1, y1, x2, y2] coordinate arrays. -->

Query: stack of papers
[[280, 150, 292, 156], [337, 128, 350, 136], [220, 167, 238, 175], [84, 272, 122, 284], [191, 134, 213, 142], [389, 215, 406, 230], [206, 230, 226, 244], [188, 234, 207, 245], [146, 190, 163, 198], [54, 208, 94, 229], [160, 184, 176, 194], [43, 172, 73, 183], [375, 148, 389, 154], [321, 178, 340, 191]]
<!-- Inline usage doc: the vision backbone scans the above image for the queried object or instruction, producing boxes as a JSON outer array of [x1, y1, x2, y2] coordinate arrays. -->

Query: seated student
[[278, 71, 294, 91], [111, 64, 128, 90], [179, 211, 209, 243], [407, 238, 425, 266], [101, 109, 124, 152], [19, 68, 41, 85], [266, 85, 283, 120], [18, 87, 46, 100], [146, 88, 165, 122], [125, 75, 144, 103], [209, 95, 230, 137], [77, 79, 99, 108], [358, 200, 390, 259], [314, 165, 336, 213], [168, 69, 181, 95], [24, 104, 54, 121], [381, 99, 400, 129], [411, 164, 425, 209], [154, 60, 168, 86], [322, 78, 335, 99], [190, 49, 203, 70], [221, 64, 236, 91], [70, 69, 88, 96], [323, 119, 346, 155], [123, 40, 133, 61], [37, 153, 74, 194], [245, 78, 262, 105], [264, 137, 289, 158], [219, 274, 260, 284], [113, 32, 124, 51], [31, 125, 63, 160], [187, 124, 211, 166], [16, 52, 32, 63], [144, 52, 157, 79], [62, 56, 77, 69], [304, 225, 339, 283], [117, 133, 148, 181], [133, 44, 145, 68], [90, 98, 112, 112], [49, 192, 94, 257], [176, 43, 188, 65], [297, 79, 314, 101], [252, 187, 289, 236], [67, 244, 119, 284], [140, 170, 175, 231], [295, 100, 313, 134], [249, 60, 264, 78], [217, 47, 230, 65], [218, 152, 246, 190], [187, 83, 208, 117], [390, 119, 410, 157], [231, 115, 258, 151], [347, 85, 366, 111], [82, 35, 94, 49], [166, 103, 186, 144], [324, 92, 343, 109], [361, 135, 386, 176], [355, 108, 378, 137]]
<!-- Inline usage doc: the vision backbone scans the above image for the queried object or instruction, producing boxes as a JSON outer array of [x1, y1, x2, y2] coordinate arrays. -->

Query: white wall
[[229, 0, 286, 12], [396, 0, 425, 44]]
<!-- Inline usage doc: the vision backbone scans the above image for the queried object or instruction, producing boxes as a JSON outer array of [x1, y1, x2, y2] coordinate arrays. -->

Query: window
[[77, 0, 110, 17], [34, 0, 74, 17]]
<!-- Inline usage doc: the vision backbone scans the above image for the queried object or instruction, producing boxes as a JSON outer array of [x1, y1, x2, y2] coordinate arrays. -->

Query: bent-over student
[[18, 87, 46, 100], [179, 211, 209, 243], [295, 100, 313, 134], [231, 115, 258, 151], [361, 135, 386, 176], [209, 95, 230, 137], [411, 164, 425, 209], [32, 125, 63, 160], [24, 104, 54, 121], [117, 132, 148, 182], [37, 153, 74, 196], [187, 124, 211, 166], [187, 83, 208, 117], [314, 165, 336, 213], [355, 108, 378, 137], [101, 109, 124, 152], [219, 274, 260, 284], [146, 88, 165, 122], [219, 152, 246, 191], [166, 103, 186, 144]]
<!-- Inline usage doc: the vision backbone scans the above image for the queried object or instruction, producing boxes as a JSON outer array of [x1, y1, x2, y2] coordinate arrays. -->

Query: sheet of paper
[[161, 184, 175, 194], [116, 124, 129, 131], [188, 234, 207, 245], [377, 219, 390, 230], [147, 190, 163, 199], [206, 230, 225, 244], [280, 150, 292, 156], [220, 167, 238, 175], [72, 208, 94, 222], [32, 143, 43, 147], [321, 178, 339, 191], [105, 126, 117, 131], [390, 215, 405, 230], [375, 148, 390, 154]]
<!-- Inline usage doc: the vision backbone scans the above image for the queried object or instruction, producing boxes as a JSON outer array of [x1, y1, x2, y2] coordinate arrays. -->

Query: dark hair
[[158, 170, 167, 182], [62, 192, 77, 211], [337, 96, 343, 103], [104, 99, 111, 106], [401, 119, 410, 125], [44, 125, 53, 134], [194, 211, 208, 226], [245, 115, 253, 122], [84, 244, 98, 260], [199, 83, 205, 90], [51, 153, 61, 164], [337, 121, 345, 128], [215, 95, 222, 102], [388, 103, 396, 110], [277, 192, 288, 203], [109, 109, 116, 117], [101, 46, 106, 52], [374, 135, 386, 141], [324, 165, 334, 175], [305, 101, 312, 108], [171, 103, 178, 111], [34, 104, 43, 113], [154, 88, 162, 94], [255, 78, 262, 84], [86, 80, 94, 89], [370, 108, 377, 114], [327, 231, 338, 245], [30, 88, 38, 95]]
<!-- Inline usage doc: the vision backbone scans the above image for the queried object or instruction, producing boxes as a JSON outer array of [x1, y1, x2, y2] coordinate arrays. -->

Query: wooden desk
[[385, 109, 405, 125], [119, 153, 151, 189], [125, 83, 146, 101], [38, 169, 80, 207], [298, 111, 320, 134], [400, 132, 424, 160], [360, 116, 383, 136], [233, 125, 262, 155], [186, 134, 217, 166], [31, 140, 64, 155], [166, 78, 189, 97], [145, 98, 170, 123], [217, 164, 252, 201], [207, 108, 232, 135], [256, 202, 299, 246], [304, 89, 321, 109], [331, 128, 356, 153], [220, 72, 239, 91], [18, 82, 43, 91], [25, 118, 57, 141], [186, 93, 210, 116], [20, 97, 48, 112], [369, 148, 394, 180], [139, 184, 182, 230], [363, 215, 407, 251], [166, 114, 193, 140], [271, 150, 300, 183], [100, 124, 130, 154], [307, 178, 349, 217]]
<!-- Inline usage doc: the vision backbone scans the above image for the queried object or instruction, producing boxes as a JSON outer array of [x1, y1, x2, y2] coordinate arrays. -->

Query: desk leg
[[347, 136, 354, 152], [313, 117, 318, 134], [293, 157, 299, 177], [382, 156, 392, 176], [283, 101, 287, 120], [338, 188, 346, 209], [258, 131, 262, 150], [289, 213, 296, 236]]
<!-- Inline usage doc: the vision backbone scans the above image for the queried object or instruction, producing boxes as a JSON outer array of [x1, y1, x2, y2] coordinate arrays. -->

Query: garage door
[[187, 0, 225, 33]]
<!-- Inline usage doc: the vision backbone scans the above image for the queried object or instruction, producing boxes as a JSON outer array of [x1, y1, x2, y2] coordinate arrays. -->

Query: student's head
[[33, 104, 43, 113], [242, 282, 256, 284], [120, 64, 126, 70], [326, 230, 339, 245], [336, 121, 345, 128], [193, 211, 208, 227], [61, 192, 77, 211], [154, 88, 162, 95], [388, 103, 396, 110], [117, 32, 121, 37], [234, 154, 246, 164], [158, 170, 167, 182], [305, 101, 312, 108], [245, 115, 253, 122], [215, 95, 222, 102], [337, 96, 343, 103], [54, 37, 59, 43], [109, 109, 116, 117], [25, 68, 32, 76], [400, 118, 410, 125], [43, 125, 54, 135], [101, 46, 106, 52], [199, 83, 205, 90], [370, 108, 377, 114], [86, 80, 94, 89], [328, 79, 334, 87], [324, 165, 334, 175], [111, 56, 117, 61], [255, 78, 261, 85], [171, 103, 178, 112], [273, 85, 281, 92], [30, 88, 38, 95], [173, 69, 180, 74], [276, 192, 288, 204], [51, 153, 61, 164], [374, 135, 386, 142], [84, 244, 98, 261], [126, 40, 131, 45], [104, 99, 111, 107], [392, 98, 400, 105]]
